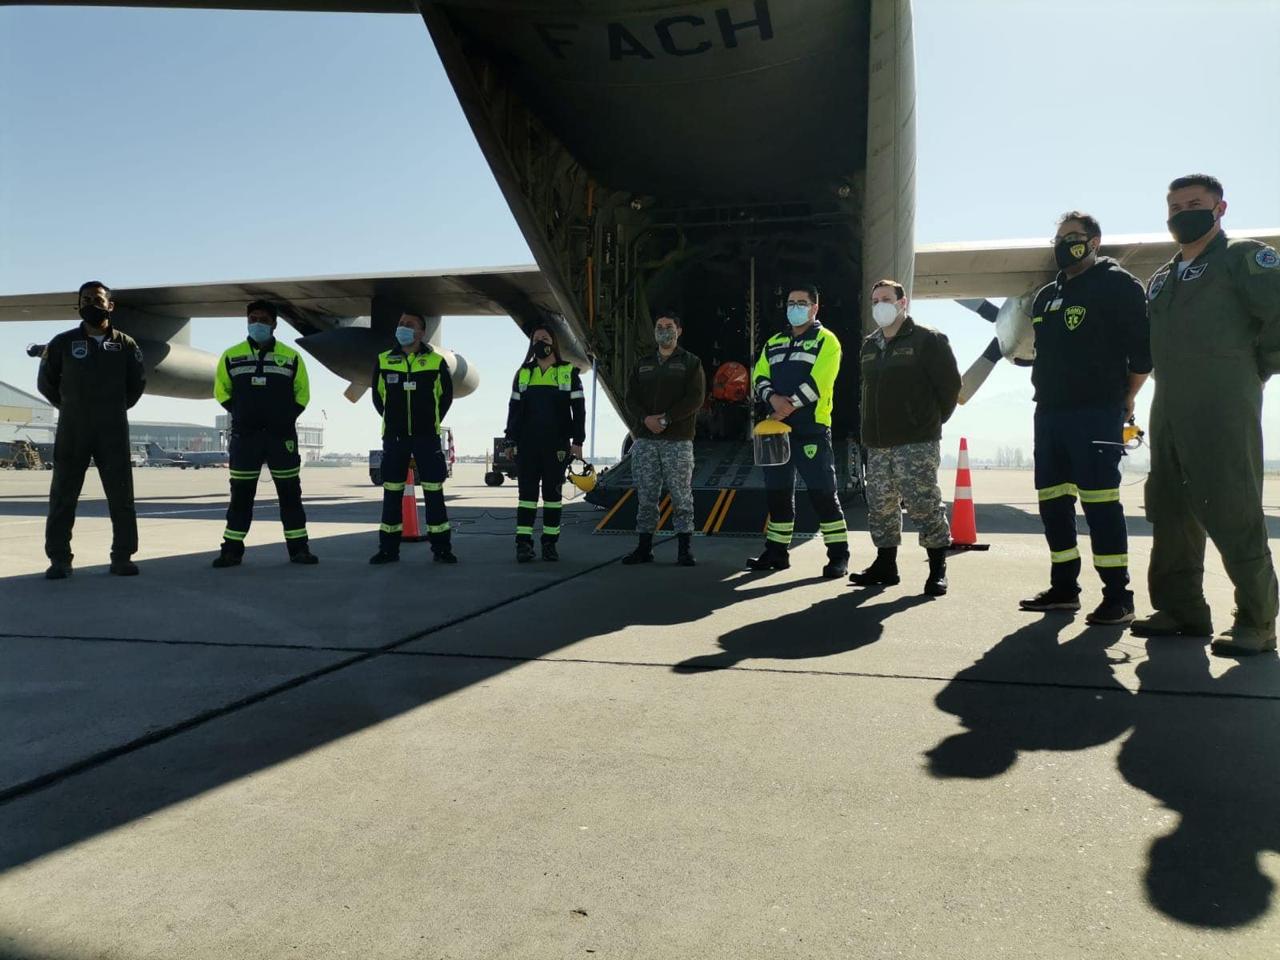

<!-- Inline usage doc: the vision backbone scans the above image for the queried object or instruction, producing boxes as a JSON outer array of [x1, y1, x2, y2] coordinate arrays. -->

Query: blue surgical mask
[[786, 304, 810, 327], [395, 326, 416, 347], [247, 322, 273, 344]]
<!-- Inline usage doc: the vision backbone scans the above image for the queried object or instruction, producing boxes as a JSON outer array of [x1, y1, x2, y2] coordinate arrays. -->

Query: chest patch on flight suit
[[1182, 263, 1208, 281], [251, 376, 267, 386], [102, 340, 121, 352], [1065, 306, 1086, 330], [71, 341, 88, 359], [1148, 271, 1170, 301], [386, 373, 400, 384]]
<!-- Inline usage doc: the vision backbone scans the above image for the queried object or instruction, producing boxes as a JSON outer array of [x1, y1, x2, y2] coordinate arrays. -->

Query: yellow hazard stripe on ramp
[[595, 488, 634, 532], [713, 490, 737, 533], [702, 489, 728, 534]]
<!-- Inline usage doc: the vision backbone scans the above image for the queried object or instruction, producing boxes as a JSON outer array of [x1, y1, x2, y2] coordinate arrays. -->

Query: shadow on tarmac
[[926, 616, 1280, 928], [1118, 639, 1280, 929], [673, 586, 932, 671]]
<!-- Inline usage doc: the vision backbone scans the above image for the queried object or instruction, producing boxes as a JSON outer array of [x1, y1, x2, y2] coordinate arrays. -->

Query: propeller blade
[[957, 337, 1003, 404], [956, 298, 1000, 323]]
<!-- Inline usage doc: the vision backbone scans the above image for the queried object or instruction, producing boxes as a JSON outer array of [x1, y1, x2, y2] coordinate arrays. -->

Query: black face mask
[[78, 304, 109, 327], [1167, 209, 1216, 245], [533, 341, 553, 359], [1054, 239, 1093, 270]]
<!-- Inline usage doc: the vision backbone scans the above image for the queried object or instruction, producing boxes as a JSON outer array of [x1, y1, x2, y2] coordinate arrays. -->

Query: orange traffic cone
[[949, 438, 988, 551], [402, 466, 428, 543]]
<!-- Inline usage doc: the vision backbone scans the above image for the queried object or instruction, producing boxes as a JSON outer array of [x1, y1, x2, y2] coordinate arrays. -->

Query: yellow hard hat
[[753, 418, 792, 436], [567, 459, 597, 493]]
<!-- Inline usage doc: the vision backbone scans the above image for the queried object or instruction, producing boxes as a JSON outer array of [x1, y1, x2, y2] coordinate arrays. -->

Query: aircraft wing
[[913, 229, 1280, 300], [0, 265, 554, 334]]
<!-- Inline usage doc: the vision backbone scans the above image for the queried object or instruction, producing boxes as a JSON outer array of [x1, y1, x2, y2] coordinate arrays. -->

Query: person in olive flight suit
[[748, 282, 850, 579], [37, 280, 146, 579], [850, 278, 961, 597], [1018, 212, 1151, 626], [1132, 174, 1280, 656], [212, 300, 317, 567], [368, 311, 457, 565], [503, 325, 585, 563]]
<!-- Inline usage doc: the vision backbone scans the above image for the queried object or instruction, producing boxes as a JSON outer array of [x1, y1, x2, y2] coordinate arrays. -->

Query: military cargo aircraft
[[2, 0, 1276, 530]]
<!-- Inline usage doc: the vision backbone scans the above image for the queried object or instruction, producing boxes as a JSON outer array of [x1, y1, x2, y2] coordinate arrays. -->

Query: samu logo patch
[[284, 440, 295, 453], [803, 444, 818, 460], [1064, 305, 1086, 330]]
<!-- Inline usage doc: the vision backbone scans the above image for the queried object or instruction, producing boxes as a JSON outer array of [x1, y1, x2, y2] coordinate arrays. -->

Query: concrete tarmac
[[1, 464, 1278, 959]]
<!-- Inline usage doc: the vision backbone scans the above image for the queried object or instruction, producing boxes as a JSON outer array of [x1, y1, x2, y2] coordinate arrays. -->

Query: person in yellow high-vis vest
[[369, 312, 456, 565]]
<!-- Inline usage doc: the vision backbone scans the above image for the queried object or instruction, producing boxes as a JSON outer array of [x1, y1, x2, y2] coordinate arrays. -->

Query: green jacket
[[625, 346, 706, 442], [858, 317, 961, 448], [1147, 232, 1280, 425]]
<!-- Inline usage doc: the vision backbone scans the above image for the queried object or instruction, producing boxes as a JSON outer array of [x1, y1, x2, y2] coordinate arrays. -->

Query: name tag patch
[[102, 340, 121, 352], [1182, 263, 1208, 281], [1048, 299, 1063, 312], [251, 376, 267, 386], [403, 380, 417, 391], [386, 373, 400, 384]]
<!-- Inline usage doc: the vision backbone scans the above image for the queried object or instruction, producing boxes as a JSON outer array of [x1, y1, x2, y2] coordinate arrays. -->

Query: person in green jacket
[[849, 278, 961, 595], [621, 311, 706, 567], [1131, 174, 1280, 656]]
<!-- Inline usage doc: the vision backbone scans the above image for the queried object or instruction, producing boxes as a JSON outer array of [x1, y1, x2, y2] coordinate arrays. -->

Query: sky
[[2, 0, 1278, 462]]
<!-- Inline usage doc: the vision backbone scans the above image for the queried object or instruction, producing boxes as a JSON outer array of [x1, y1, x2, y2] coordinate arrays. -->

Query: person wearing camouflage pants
[[622, 311, 706, 567], [865, 442, 951, 550], [851, 279, 962, 595], [632, 438, 695, 535]]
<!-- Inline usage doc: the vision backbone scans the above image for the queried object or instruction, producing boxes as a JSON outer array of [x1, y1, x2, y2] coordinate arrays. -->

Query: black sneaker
[[109, 560, 140, 576], [44, 562, 72, 580], [369, 551, 399, 565], [1086, 598, 1135, 626], [434, 549, 458, 564], [290, 550, 319, 565], [541, 542, 559, 562], [1019, 587, 1081, 612]]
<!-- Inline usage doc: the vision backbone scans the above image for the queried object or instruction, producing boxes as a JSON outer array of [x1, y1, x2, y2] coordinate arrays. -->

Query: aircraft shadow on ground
[[0, 539, 846, 875], [926, 618, 1280, 928]]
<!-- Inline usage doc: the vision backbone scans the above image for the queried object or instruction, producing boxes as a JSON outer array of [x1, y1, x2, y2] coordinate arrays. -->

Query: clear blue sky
[[2, 1, 1278, 459]]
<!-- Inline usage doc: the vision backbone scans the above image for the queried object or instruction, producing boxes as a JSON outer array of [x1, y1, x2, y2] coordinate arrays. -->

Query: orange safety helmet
[[711, 361, 749, 403]]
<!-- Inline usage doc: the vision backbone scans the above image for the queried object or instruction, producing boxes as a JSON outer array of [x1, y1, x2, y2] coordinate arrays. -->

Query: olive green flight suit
[[1144, 232, 1280, 633]]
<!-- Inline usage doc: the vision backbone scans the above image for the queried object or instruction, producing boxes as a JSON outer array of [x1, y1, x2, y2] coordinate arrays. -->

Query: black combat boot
[[516, 540, 536, 563], [542, 541, 560, 562], [677, 533, 696, 567], [924, 547, 948, 597], [822, 546, 850, 580], [848, 548, 899, 586], [745, 542, 790, 571], [622, 533, 654, 565], [212, 543, 243, 569]]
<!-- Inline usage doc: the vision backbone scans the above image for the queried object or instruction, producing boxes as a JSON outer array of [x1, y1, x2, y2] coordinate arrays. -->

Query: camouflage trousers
[[866, 440, 951, 549], [631, 438, 695, 534]]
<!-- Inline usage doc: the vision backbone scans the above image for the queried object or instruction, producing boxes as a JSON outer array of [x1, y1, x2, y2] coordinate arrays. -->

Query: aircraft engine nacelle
[[134, 339, 219, 400], [296, 326, 480, 401]]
